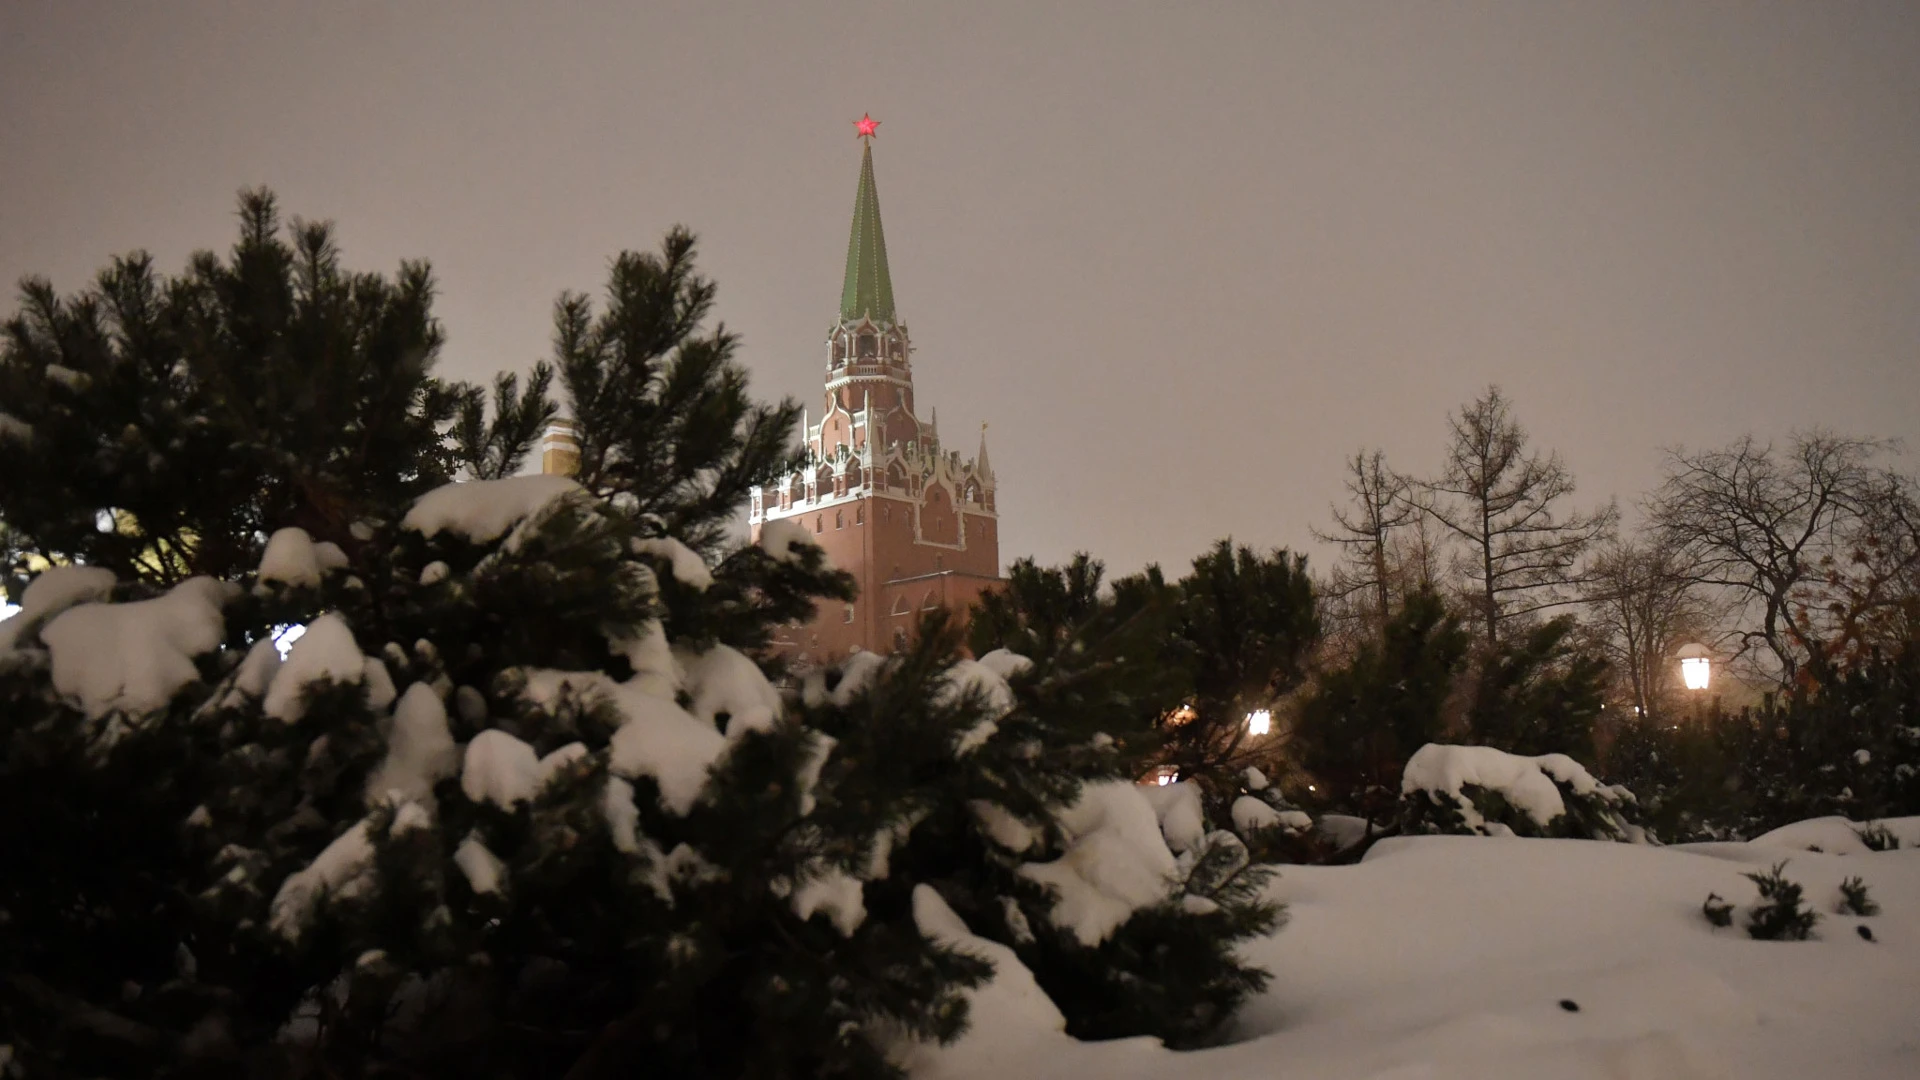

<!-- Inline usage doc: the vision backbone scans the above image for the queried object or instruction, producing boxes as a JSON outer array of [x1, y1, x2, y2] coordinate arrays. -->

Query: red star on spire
[[854, 113, 880, 141]]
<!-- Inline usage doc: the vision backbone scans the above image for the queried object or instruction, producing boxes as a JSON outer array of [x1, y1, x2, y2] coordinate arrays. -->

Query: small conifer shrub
[[1837, 876, 1879, 916], [1701, 892, 1734, 928], [1853, 822, 1900, 852], [1743, 862, 1819, 941]]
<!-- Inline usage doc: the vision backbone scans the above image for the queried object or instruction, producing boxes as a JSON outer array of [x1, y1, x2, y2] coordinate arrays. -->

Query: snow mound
[[402, 475, 582, 543], [973, 800, 1042, 854], [938, 658, 1017, 753], [454, 834, 506, 895], [606, 685, 726, 815], [0, 411, 32, 443], [462, 729, 542, 809], [361, 656, 396, 711], [1141, 780, 1208, 853], [803, 649, 891, 708], [1018, 780, 1180, 945], [758, 518, 826, 566], [44, 364, 88, 390], [975, 648, 1034, 681], [794, 731, 835, 817], [682, 644, 781, 739], [262, 613, 365, 722], [206, 637, 283, 712], [898, 887, 1170, 1079], [1233, 796, 1310, 834], [366, 683, 458, 806], [631, 537, 713, 591], [603, 777, 641, 854], [41, 576, 233, 719], [610, 618, 680, 700], [1404, 743, 1636, 837], [1744, 815, 1920, 856], [313, 541, 349, 572], [269, 820, 376, 942], [537, 742, 588, 787], [0, 565, 117, 652], [938, 807, 1920, 1080], [1317, 813, 1373, 851], [257, 527, 328, 589], [897, 885, 1066, 1074], [1405, 744, 1571, 827], [788, 863, 866, 936]]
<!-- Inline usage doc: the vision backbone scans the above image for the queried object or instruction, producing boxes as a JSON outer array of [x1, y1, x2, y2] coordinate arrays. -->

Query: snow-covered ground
[[922, 817, 1920, 1080]]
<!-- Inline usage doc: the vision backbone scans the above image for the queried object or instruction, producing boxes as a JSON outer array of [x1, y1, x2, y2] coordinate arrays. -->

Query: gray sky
[[4, 2, 1917, 577]]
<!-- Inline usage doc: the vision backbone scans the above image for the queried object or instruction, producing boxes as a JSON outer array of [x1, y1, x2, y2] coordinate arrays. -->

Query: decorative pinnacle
[[854, 113, 880, 143]]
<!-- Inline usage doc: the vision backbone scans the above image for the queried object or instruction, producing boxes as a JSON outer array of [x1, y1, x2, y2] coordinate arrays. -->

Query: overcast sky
[[4, 2, 1916, 577]]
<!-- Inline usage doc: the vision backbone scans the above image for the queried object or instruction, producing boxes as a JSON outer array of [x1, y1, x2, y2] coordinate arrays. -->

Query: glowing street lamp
[[1246, 708, 1272, 736], [1677, 642, 1711, 691]]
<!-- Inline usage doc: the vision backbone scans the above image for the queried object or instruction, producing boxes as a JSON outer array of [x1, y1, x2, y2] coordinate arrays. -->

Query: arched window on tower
[[835, 510, 844, 530], [892, 595, 910, 615], [855, 504, 865, 525], [858, 333, 877, 358], [815, 515, 823, 533]]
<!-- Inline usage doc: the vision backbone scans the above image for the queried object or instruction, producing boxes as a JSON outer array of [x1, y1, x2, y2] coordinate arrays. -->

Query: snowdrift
[[921, 817, 1920, 1079]]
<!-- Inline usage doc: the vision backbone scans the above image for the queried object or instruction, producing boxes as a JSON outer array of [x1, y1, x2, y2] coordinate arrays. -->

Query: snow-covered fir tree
[[0, 196, 1281, 1077]]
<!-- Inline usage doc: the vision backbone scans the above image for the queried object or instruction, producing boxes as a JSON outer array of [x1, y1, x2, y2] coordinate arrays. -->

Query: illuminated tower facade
[[750, 116, 1002, 665]]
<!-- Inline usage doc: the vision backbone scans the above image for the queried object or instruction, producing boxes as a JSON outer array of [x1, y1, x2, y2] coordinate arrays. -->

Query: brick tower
[[750, 117, 1002, 666]]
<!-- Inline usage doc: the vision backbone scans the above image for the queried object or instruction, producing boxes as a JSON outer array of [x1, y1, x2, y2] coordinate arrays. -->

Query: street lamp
[[1246, 708, 1272, 736], [1677, 642, 1711, 691]]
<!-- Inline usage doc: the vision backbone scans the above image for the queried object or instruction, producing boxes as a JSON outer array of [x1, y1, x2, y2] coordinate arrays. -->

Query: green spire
[[839, 143, 897, 325]]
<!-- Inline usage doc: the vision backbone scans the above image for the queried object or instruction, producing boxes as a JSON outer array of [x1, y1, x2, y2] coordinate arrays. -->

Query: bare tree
[[1825, 470, 1920, 667], [1314, 449, 1417, 633], [1649, 432, 1917, 685], [1423, 386, 1618, 646], [1583, 540, 1723, 721], [1388, 501, 1446, 598]]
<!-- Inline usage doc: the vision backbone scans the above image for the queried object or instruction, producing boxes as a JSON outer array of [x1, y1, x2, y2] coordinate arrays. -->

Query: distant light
[[1307, 784, 1316, 792], [1677, 643, 1712, 691], [1154, 766, 1177, 787], [1246, 708, 1272, 736], [95, 509, 117, 533], [272, 623, 307, 660]]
